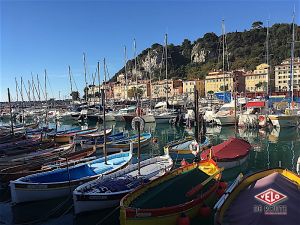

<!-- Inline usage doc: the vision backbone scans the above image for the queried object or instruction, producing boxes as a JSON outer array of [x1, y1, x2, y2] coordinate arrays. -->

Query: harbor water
[[0, 121, 299, 225]]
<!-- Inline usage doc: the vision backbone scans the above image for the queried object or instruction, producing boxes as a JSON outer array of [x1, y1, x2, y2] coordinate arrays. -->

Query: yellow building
[[113, 83, 127, 99], [151, 79, 182, 99], [113, 81, 149, 100], [205, 71, 233, 95], [183, 79, 205, 99], [245, 63, 269, 92], [205, 70, 245, 96], [275, 58, 300, 92]]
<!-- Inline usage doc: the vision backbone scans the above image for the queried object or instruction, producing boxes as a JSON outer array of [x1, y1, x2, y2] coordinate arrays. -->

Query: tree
[[70, 91, 80, 101], [252, 21, 263, 29], [207, 90, 214, 95], [127, 87, 144, 99]]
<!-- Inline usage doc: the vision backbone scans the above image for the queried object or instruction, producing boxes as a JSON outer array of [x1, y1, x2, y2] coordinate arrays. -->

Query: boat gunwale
[[120, 159, 221, 218]]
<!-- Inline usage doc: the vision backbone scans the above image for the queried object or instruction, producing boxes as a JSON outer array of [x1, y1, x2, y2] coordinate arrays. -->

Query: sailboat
[[268, 12, 300, 128], [154, 34, 177, 124]]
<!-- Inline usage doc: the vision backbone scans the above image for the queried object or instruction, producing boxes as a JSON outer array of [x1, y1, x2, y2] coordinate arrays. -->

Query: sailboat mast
[[44, 69, 48, 124], [222, 19, 226, 102], [290, 10, 295, 103], [20, 77, 25, 125], [37, 74, 41, 102], [103, 58, 107, 164], [7, 88, 14, 135], [148, 50, 152, 105], [97, 61, 101, 111], [266, 19, 270, 96], [15, 78, 18, 102], [165, 33, 168, 107], [124, 46, 128, 100], [83, 52, 88, 103], [133, 38, 137, 89]]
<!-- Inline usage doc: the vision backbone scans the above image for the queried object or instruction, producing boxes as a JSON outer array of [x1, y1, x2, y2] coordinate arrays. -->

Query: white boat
[[114, 106, 136, 122], [10, 151, 132, 204], [214, 101, 238, 126], [154, 112, 177, 124], [73, 154, 173, 214]]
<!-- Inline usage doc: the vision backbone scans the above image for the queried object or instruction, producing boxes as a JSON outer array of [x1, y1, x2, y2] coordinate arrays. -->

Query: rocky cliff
[[112, 23, 300, 81]]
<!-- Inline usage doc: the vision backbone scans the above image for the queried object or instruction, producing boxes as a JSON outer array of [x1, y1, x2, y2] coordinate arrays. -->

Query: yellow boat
[[120, 159, 223, 225], [214, 168, 300, 225]]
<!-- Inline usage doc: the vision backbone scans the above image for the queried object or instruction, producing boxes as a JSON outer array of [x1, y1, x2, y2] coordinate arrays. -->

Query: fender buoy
[[177, 213, 190, 225], [136, 107, 143, 116], [258, 115, 265, 122], [181, 159, 189, 167], [229, 110, 234, 115], [198, 205, 211, 218], [153, 137, 158, 143]]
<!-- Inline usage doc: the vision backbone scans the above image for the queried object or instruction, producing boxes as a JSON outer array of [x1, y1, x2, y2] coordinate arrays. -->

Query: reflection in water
[[1, 121, 300, 225]]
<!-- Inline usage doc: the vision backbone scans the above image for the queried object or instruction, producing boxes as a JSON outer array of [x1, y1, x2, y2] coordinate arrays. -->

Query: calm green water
[[0, 120, 299, 225]]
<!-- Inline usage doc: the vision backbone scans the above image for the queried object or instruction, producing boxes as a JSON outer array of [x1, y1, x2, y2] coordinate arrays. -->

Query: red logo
[[255, 189, 287, 206]]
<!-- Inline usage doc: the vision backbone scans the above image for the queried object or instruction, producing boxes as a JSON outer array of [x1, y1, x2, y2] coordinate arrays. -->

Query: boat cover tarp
[[223, 172, 300, 225], [201, 138, 251, 161], [245, 101, 265, 108]]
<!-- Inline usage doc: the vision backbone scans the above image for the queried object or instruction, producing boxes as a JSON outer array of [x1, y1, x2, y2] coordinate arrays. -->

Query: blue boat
[[10, 150, 133, 204]]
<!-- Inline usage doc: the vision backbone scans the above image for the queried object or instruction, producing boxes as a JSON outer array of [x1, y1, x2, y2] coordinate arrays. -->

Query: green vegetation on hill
[[112, 22, 300, 81]]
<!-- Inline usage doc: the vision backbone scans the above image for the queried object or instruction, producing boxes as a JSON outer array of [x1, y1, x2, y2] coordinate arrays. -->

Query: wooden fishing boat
[[46, 127, 81, 137], [166, 136, 210, 162], [106, 133, 151, 153], [0, 146, 96, 183], [80, 132, 126, 149], [0, 143, 74, 170], [10, 150, 133, 203], [73, 154, 173, 214], [74, 129, 112, 144], [0, 138, 54, 157], [200, 138, 251, 169], [0, 133, 25, 144], [54, 127, 98, 143], [120, 159, 223, 225], [214, 168, 300, 225]]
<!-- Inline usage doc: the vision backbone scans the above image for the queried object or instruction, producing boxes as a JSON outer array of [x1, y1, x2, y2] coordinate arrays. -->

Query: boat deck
[[85, 161, 169, 194], [131, 168, 215, 209]]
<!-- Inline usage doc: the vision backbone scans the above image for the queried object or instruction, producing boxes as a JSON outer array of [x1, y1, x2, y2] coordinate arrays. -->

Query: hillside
[[112, 22, 300, 82]]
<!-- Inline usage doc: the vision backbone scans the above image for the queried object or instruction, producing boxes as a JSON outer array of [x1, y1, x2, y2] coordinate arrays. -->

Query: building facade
[[151, 79, 183, 99], [205, 70, 245, 96], [245, 63, 269, 92], [183, 79, 205, 99], [275, 58, 300, 92]]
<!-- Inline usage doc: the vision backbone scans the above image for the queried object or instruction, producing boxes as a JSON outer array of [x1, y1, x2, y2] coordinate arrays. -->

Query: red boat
[[200, 138, 251, 169]]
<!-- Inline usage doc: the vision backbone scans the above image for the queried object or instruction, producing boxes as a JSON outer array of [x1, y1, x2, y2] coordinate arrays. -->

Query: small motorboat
[[214, 168, 300, 225], [201, 137, 251, 169]]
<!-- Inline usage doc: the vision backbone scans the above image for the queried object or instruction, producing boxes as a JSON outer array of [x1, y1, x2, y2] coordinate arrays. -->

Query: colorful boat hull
[[120, 159, 222, 225]]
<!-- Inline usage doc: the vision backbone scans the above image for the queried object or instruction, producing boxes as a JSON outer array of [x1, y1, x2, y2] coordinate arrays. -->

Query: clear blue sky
[[1, 0, 299, 102]]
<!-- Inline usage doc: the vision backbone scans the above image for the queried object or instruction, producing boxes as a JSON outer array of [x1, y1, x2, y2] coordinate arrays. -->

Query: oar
[[186, 167, 224, 198]]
